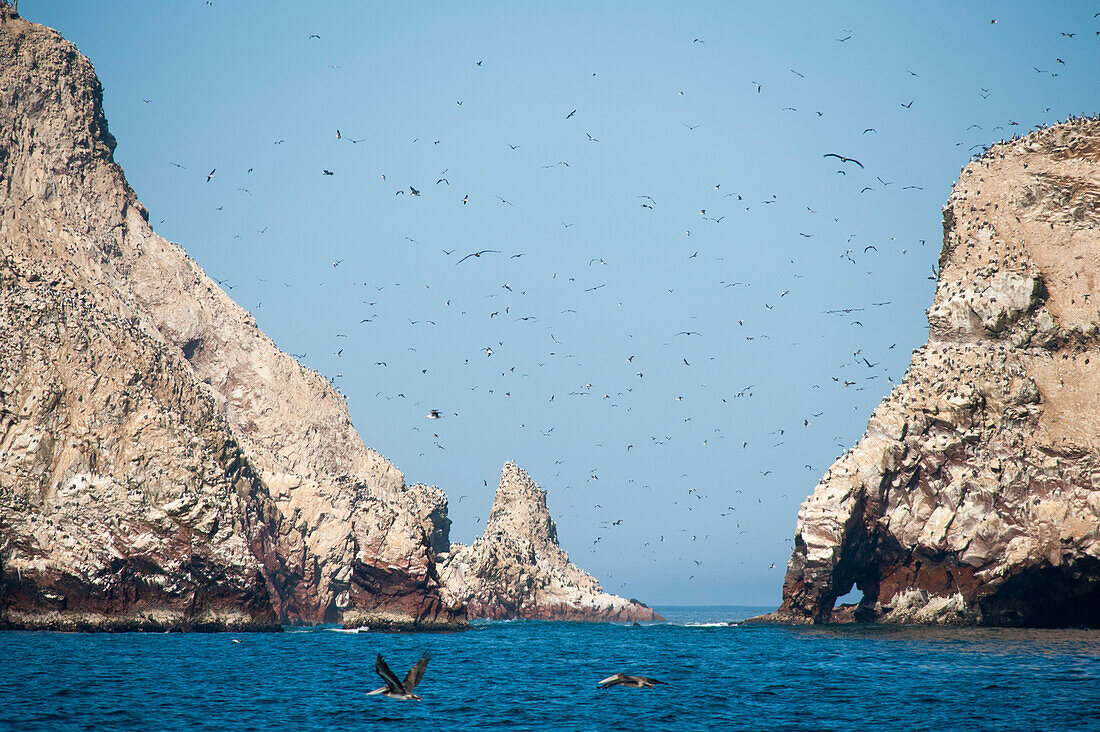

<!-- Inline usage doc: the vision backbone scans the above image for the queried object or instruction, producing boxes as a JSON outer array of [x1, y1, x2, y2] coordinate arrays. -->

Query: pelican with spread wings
[[368, 653, 431, 700], [597, 673, 666, 689]]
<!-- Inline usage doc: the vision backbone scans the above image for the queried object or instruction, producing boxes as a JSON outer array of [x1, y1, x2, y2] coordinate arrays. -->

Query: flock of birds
[[369, 654, 662, 701], [138, 8, 1100, 598]]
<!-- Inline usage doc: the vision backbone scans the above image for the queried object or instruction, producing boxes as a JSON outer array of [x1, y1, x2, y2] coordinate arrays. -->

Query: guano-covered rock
[[765, 118, 1100, 628], [439, 462, 663, 622], [0, 7, 463, 632]]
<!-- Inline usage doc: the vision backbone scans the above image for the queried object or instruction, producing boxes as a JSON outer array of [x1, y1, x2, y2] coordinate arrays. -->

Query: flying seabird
[[598, 673, 666, 689], [456, 249, 500, 264], [368, 654, 431, 701], [822, 153, 863, 169]]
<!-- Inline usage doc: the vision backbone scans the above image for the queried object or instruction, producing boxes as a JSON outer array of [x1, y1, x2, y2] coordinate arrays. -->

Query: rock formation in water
[[766, 118, 1100, 627], [0, 7, 463, 631], [439, 462, 662, 622]]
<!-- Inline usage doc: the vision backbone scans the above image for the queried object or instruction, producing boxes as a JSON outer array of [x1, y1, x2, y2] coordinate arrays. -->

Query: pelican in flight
[[597, 673, 666, 689], [368, 654, 431, 700]]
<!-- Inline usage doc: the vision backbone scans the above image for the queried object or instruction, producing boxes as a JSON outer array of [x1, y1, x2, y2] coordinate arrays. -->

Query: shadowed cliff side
[[439, 462, 662, 622], [0, 7, 463, 631], [760, 118, 1100, 627]]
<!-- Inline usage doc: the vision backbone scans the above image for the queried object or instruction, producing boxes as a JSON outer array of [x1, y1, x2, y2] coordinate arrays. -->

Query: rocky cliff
[[0, 7, 462, 631], [767, 118, 1100, 627], [439, 462, 662, 622]]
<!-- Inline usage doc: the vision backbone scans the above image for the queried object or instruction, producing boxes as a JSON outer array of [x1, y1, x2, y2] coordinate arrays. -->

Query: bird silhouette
[[456, 250, 501, 264], [823, 153, 864, 169]]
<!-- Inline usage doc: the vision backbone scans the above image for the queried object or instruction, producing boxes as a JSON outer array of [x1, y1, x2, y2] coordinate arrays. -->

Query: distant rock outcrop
[[764, 118, 1100, 627], [0, 7, 462, 631], [439, 462, 662, 622]]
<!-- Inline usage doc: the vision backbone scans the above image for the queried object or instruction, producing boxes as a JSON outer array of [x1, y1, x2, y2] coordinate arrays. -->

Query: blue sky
[[33, 2, 1100, 605]]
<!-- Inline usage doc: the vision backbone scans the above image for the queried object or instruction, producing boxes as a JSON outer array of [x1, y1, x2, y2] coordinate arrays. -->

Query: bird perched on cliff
[[368, 654, 431, 700], [598, 673, 666, 689]]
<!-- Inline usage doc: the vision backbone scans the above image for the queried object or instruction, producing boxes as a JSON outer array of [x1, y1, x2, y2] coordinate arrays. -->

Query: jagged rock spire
[[439, 462, 662, 622]]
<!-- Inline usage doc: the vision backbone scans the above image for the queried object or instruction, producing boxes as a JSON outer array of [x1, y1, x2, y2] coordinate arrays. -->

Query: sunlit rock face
[[768, 118, 1100, 627], [0, 7, 461, 631], [440, 462, 663, 622]]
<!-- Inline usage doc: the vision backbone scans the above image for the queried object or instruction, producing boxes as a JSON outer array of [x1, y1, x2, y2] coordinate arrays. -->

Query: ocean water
[[2, 606, 1098, 731]]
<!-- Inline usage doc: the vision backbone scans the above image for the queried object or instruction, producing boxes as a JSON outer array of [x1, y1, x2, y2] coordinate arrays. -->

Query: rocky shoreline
[[1, 609, 282, 633]]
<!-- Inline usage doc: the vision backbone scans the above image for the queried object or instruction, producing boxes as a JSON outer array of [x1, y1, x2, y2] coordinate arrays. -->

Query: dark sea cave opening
[[980, 557, 1100, 628]]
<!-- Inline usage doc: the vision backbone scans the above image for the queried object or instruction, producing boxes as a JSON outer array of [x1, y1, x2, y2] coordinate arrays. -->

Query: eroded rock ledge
[[438, 462, 663, 622], [759, 118, 1100, 627], [0, 7, 462, 632]]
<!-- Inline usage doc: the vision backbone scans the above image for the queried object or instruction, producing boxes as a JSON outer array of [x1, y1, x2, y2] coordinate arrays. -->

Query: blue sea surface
[[2, 606, 1099, 731]]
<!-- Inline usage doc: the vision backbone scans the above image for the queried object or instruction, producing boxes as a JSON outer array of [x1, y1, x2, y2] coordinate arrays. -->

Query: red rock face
[[763, 119, 1100, 628], [344, 561, 462, 624], [0, 562, 280, 632]]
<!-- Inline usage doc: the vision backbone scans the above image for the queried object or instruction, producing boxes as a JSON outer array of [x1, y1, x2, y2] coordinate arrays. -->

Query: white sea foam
[[681, 621, 739, 627]]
